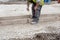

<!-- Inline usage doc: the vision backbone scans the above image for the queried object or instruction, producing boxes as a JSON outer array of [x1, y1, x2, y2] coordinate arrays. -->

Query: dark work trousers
[[32, 4, 42, 22]]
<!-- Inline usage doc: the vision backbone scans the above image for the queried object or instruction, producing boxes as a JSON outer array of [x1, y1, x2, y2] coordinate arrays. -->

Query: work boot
[[31, 19, 38, 24]]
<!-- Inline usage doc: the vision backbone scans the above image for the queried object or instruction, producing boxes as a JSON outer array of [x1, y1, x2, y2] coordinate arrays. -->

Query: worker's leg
[[33, 5, 42, 23], [32, 4, 36, 18]]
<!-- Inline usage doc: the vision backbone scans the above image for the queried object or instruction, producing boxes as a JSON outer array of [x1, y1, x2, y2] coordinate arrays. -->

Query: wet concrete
[[0, 14, 60, 40], [8, 33, 60, 40]]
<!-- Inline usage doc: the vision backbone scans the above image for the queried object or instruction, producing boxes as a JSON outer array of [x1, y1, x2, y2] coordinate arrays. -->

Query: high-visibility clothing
[[32, 0, 44, 5]]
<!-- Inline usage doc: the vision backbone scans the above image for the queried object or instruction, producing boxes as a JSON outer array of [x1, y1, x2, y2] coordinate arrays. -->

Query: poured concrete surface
[[0, 3, 60, 40], [0, 14, 60, 40], [0, 4, 60, 17]]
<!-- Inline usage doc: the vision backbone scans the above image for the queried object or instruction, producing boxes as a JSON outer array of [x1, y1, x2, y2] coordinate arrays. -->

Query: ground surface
[[0, 3, 60, 17], [0, 2, 60, 40], [0, 14, 60, 40]]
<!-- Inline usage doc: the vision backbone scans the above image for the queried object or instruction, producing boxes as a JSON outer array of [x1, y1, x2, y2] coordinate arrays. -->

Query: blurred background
[[0, 0, 59, 4]]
